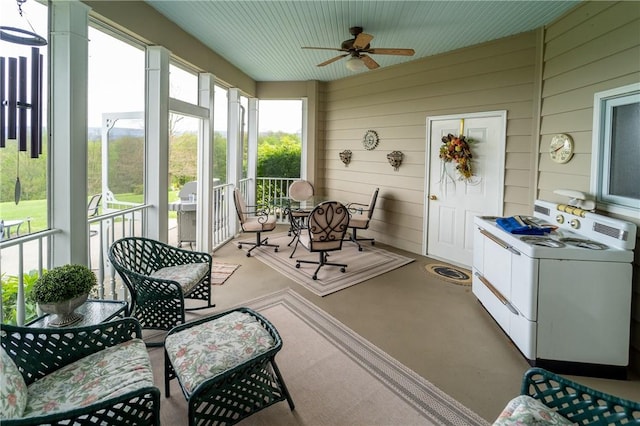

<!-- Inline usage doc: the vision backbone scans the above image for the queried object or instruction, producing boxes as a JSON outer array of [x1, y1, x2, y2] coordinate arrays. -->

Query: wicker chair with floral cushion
[[0, 318, 160, 426], [493, 368, 640, 425], [164, 307, 295, 426], [108, 237, 214, 345]]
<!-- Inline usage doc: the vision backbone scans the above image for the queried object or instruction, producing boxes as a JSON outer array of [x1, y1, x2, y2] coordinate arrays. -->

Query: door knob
[[429, 195, 437, 200]]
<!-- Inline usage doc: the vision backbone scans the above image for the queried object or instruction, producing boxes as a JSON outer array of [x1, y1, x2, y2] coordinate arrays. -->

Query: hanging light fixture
[[345, 55, 367, 72]]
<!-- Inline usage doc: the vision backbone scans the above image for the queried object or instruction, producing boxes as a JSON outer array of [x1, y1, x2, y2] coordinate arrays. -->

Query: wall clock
[[363, 130, 379, 150], [549, 133, 574, 164]]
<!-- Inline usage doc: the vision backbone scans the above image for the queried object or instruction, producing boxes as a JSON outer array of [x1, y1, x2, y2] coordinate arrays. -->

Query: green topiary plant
[[31, 264, 97, 304]]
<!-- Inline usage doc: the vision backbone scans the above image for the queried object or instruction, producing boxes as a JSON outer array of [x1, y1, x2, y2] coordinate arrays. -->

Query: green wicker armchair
[[109, 237, 214, 344], [522, 368, 639, 425], [0, 318, 160, 425], [494, 367, 640, 425]]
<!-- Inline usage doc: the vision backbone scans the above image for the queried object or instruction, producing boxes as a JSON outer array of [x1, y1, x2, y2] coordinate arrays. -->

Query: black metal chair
[[296, 201, 349, 280], [346, 188, 379, 251], [233, 187, 279, 257], [108, 237, 214, 346]]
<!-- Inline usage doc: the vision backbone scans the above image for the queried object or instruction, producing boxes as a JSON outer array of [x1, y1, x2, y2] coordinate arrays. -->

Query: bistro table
[[273, 195, 336, 257], [27, 299, 128, 328]]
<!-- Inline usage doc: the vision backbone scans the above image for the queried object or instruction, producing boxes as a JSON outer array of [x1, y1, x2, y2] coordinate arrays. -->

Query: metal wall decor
[[362, 129, 379, 150], [387, 151, 403, 171], [339, 149, 352, 166]]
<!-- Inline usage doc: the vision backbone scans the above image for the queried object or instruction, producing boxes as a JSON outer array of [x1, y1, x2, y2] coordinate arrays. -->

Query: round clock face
[[363, 130, 379, 150], [549, 134, 574, 164]]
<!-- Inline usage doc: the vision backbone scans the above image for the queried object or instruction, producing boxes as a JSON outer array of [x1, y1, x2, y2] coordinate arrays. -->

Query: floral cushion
[[22, 338, 154, 419], [493, 395, 573, 426], [151, 262, 209, 293], [0, 347, 28, 419], [165, 311, 275, 396]]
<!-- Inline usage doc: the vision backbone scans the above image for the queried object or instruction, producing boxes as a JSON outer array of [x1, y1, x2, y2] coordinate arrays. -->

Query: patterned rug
[[237, 289, 488, 425], [425, 263, 472, 286], [211, 263, 240, 285], [153, 289, 488, 425], [245, 233, 414, 296]]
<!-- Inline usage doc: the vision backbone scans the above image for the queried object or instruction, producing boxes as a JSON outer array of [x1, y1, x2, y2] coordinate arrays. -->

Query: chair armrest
[[521, 367, 640, 424], [346, 202, 370, 214], [245, 204, 275, 215], [0, 318, 142, 385]]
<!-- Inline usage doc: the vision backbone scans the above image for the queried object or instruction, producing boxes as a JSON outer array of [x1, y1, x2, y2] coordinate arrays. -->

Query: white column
[[227, 88, 242, 234], [49, 0, 90, 266], [145, 46, 170, 242], [227, 88, 242, 185], [301, 97, 308, 180], [247, 97, 258, 191], [197, 73, 215, 253]]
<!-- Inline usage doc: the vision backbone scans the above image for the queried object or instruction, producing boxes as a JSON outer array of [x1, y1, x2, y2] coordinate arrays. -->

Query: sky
[[1, 0, 302, 133]]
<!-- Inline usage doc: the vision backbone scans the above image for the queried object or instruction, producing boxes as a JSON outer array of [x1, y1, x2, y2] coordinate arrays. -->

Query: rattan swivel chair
[[108, 237, 214, 346], [296, 201, 349, 280]]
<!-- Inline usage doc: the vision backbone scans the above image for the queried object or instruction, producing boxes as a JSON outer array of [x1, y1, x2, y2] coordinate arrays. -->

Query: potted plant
[[31, 264, 96, 327]]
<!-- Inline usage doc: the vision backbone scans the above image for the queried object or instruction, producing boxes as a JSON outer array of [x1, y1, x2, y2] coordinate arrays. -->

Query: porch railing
[[1, 179, 291, 325], [255, 177, 300, 222]]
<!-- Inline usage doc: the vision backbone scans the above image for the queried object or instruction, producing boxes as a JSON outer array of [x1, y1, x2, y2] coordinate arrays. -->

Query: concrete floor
[[202, 226, 640, 422]]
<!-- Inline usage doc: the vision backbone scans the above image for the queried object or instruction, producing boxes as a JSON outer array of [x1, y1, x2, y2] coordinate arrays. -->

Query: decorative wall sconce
[[339, 149, 352, 167], [387, 151, 404, 171]]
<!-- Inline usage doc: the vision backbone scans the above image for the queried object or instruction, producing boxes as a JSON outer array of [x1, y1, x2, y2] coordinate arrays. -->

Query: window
[[169, 63, 198, 104], [88, 25, 145, 204], [591, 83, 640, 216]]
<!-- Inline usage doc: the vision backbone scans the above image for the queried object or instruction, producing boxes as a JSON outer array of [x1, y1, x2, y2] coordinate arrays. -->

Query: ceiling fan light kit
[[303, 26, 415, 71], [345, 56, 367, 72]]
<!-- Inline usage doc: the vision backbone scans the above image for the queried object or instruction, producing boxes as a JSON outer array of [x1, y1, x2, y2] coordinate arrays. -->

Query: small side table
[[27, 299, 127, 328]]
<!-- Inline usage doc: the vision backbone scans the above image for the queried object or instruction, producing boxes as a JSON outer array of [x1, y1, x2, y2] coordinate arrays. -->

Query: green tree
[[0, 139, 47, 202], [257, 132, 301, 178], [169, 131, 198, 188]]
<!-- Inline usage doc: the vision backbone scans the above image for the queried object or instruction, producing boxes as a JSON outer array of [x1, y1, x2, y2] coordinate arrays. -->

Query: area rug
[[425, 263, 472, 286], [247, 233, 414, 297], [210, 262, 240, 285], [154, 289, 488, 426]]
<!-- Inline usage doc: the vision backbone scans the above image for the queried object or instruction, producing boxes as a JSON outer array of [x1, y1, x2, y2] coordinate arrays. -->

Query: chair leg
[[270, 359, 295, 410], [296, 252, 347, 280], [237, 232, 279, 257], [349, 228, 375, 251]]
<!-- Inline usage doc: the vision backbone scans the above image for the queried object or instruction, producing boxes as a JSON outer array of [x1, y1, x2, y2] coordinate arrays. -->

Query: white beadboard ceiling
[[144, 1, 579, 82]]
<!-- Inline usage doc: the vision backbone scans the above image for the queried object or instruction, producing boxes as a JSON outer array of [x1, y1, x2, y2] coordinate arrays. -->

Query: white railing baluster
[[16, 245, 24, 325]]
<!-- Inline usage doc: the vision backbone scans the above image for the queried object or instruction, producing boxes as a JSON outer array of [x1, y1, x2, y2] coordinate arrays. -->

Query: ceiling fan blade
[[353, 33, 373, 49], [303, 46, 348, 52], [317, 54, 349, 67], [360, 55, 380, 70], [367, 48, 415, 56]]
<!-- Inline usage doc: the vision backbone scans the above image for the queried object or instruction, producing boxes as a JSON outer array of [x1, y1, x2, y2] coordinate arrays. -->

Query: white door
[[424, 111, 506, 267]]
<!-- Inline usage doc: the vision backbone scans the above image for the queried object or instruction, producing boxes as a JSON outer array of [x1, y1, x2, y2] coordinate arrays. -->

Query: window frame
[[590, 82, 640, 218]]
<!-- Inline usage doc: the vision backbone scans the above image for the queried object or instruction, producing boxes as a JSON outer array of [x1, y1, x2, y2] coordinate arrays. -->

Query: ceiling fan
[[302, 26, 415, 71]]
